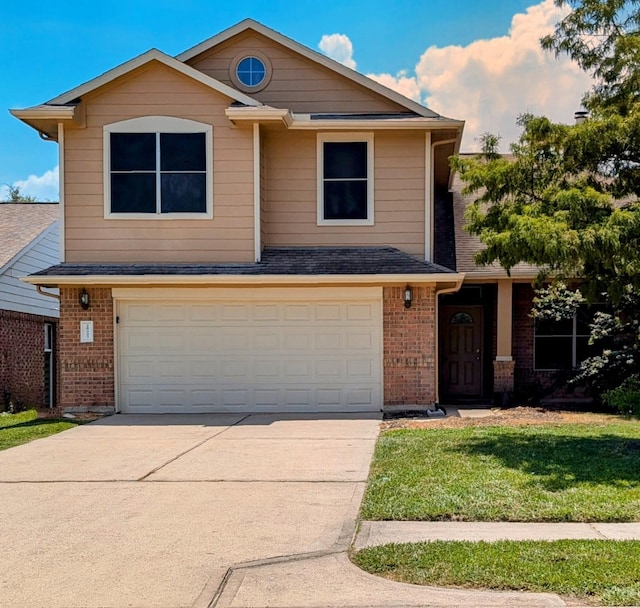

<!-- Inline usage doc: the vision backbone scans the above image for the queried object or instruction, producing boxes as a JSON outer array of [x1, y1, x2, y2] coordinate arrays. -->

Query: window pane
[[535, 337, 573, 369], [161, 173, 206, 213], [237, 57, 266, 87], [324, 180, 367, 220], [324, 142, 367, 179], [111, 174, 156, 213], [535, 317, 573, 336], [575, 336, 595, 365], [111, 133, 156, 171], [160, 133, 206, 171]]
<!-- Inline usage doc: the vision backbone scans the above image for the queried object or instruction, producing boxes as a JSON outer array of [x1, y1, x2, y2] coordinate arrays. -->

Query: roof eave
[[9, 105, 80, 141], [22, 272, 465, 288], [45, 49, 262, 107], [291, 115, 465, 131]]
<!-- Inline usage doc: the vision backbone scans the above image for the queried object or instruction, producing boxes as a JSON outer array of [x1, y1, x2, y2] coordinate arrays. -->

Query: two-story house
[[14, 19, 555, 414]]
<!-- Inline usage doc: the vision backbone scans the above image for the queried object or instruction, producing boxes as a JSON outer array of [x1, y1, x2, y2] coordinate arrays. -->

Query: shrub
[[602, 375, 640, 417]]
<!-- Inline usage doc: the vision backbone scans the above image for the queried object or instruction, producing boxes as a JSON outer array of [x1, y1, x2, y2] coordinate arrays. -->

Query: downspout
[[434, 276, 465, 405], [427, 138, 458, 261], [36, 285, 61, 301]]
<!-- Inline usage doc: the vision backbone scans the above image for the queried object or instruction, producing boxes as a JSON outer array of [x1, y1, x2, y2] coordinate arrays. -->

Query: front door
[[440, 305, 483, 397]]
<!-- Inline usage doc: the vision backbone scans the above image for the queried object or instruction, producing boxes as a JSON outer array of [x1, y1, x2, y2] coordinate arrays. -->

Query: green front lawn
[[354, 540, 640, 606], [0, 410, 82, 451], [361, 422, 640, 521]]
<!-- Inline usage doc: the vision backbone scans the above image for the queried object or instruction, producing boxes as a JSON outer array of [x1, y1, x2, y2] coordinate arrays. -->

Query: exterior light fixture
[[404, 286, 412, 309], [79, 288, 90, 310]]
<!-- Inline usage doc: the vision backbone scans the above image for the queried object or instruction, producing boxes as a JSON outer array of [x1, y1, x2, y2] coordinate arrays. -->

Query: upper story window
[[104, 116, 213, 219], [230, 51, 272, 93], [236, 57, 266, 87], [317, 133, 374, 226]]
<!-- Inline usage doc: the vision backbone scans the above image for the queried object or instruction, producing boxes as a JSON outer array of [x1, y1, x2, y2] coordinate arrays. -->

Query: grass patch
[[354, 540, 640, 606], [361, 422, 640, 521], [0, 410, 82, 451]]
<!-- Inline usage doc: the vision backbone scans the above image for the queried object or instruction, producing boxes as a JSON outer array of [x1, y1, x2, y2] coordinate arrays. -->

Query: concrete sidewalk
[[355, 520, 640, 548]]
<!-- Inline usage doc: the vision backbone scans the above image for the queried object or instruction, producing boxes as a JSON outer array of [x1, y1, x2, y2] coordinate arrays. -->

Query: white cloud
[[366, 0, 595, 150], [319, 33, 357, 69], [3, 166, 60, 201]]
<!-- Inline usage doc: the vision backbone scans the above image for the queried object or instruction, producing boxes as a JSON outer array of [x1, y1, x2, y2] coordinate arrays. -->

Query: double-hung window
[[317, 133, 374, 225], [104, 116, 213, 219]]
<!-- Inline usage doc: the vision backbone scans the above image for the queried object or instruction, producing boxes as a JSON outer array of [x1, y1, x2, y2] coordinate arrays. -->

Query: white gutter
[[290, 115, 464, 131], [22, 273, 465, 288], [434, 277, 465, 405]]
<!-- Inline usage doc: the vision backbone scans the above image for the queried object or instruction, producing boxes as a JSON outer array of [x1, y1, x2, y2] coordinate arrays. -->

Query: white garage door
[[116, 287, 382, 413]]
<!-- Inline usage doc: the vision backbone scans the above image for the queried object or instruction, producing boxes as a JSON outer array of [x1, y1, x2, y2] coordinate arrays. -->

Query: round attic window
[[237, 57, 266, 87], [230, 51, 272, 93]]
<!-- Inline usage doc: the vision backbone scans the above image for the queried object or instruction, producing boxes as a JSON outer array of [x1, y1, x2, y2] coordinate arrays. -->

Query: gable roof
[[45, 48, 262, 107], [177, 19, 444, 120], [0, 203, 60, 273]]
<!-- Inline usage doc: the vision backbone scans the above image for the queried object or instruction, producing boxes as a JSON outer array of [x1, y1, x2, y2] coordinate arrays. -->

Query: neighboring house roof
[[0, 203, 59, 272], [28, 247, 459, 284], [177, 18, 447, 120]]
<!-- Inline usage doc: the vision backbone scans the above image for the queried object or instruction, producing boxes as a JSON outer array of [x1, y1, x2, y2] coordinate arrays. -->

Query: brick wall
[[0, 310, 57, 407], [58, 287, 114, 409], [383, 285, 436, 405]]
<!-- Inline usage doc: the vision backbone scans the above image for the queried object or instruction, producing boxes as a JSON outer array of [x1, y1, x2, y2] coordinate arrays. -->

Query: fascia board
[[22, 272, 465, 287]]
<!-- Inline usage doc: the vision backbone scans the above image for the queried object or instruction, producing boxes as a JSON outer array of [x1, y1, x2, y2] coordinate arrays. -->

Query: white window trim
[[317, 132, 374, 226], [104, 116, 213, 220]]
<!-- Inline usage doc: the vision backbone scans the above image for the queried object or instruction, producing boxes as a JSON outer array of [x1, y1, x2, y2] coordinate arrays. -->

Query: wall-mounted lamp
[[79, 288, 90, 310], [404, 286, 413, 309]]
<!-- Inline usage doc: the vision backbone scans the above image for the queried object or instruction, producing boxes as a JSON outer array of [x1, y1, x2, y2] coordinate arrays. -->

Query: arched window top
[[450, 312, 473, 325]]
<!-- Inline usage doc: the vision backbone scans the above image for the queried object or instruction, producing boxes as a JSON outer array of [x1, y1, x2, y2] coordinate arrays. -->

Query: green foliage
[[354, 540, 640, 605], [541, 0, 640, 115], [361, 423, 640, 522], [602, 374, 640, 416], [1, 184, 37, 202], [451, 1, 640, 399], [0, 410, 82, 451]]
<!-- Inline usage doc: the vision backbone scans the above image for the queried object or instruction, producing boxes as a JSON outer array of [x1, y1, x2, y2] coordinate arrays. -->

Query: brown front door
[[440, 305, 483, 397]]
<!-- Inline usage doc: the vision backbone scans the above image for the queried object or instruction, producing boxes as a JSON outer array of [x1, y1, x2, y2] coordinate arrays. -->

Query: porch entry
[[440, 305, 483, 397]]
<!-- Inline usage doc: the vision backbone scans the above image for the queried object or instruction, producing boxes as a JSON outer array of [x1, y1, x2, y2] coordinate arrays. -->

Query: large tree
[[451, 0, 640, 406]]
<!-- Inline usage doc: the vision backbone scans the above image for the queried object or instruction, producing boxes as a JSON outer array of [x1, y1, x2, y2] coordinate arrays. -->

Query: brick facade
[[58, 287, 115, 410], [383, 285, 436, 405], [0, 309, 57, 407], [493, 359, 516, 393]]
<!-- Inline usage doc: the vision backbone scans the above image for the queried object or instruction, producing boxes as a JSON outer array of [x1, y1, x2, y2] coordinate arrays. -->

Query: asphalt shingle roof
[[0, 203, 59, 270], [32, 246, 456, 277]]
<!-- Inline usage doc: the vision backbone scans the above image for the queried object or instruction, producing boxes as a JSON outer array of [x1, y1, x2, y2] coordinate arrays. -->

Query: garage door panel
[[118, 291, 381, 413]]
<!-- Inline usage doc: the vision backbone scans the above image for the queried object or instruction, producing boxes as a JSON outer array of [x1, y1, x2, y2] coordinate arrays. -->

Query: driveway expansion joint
[[137, 414, 252, 481]]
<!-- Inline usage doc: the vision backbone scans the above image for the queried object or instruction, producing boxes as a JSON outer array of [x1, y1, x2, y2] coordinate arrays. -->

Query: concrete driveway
[[0, 412, 380, 608]]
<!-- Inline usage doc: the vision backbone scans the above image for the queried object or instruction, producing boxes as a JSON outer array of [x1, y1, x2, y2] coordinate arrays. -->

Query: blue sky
[[0, 0, 592, 200]]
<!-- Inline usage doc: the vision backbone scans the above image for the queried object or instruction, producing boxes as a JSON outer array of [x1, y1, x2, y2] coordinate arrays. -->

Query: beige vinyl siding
[[188, 32, 407, 114], [64, 61, 255, 263], [264, 130, 425, 256]]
